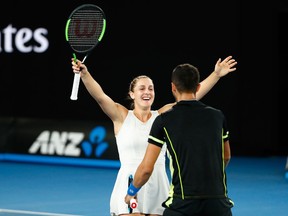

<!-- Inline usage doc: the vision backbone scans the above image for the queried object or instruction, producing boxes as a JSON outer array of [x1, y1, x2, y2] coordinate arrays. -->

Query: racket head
[[65, 4, 106, 54]]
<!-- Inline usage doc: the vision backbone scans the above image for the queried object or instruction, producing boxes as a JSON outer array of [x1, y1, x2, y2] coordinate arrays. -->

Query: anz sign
[[29, 126, 109, 158]]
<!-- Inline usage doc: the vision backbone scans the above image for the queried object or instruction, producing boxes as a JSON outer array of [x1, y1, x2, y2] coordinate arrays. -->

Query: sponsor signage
[[0, 117, 120, 168]]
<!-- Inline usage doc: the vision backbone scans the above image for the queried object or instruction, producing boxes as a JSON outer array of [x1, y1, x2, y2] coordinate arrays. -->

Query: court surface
[[0, 156, 287, 216]]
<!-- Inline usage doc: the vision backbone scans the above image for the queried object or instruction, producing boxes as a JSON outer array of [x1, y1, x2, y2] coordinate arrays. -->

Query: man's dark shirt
[[148, 100, 229, 199]]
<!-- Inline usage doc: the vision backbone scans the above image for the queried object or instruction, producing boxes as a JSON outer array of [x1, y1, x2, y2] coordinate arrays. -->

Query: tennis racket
[[128, 175, 138, 213], [65, 4, 106, 100]]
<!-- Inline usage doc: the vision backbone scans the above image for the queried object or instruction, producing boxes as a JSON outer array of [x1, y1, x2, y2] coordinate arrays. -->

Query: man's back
[[150, 100, 229, 198]]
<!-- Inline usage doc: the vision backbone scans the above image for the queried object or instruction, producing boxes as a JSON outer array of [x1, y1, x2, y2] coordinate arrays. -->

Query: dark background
[[0, 0, 286, 156]]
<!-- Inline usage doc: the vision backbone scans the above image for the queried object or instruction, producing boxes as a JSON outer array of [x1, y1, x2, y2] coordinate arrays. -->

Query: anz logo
[[28, 126, 109, 158]]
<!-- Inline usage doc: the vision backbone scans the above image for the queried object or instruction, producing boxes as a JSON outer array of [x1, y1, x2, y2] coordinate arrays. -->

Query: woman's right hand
[[71, 58, 88, 76]]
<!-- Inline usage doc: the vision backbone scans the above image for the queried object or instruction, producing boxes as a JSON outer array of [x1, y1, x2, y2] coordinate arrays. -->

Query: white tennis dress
[[110, 110, 169, 215]]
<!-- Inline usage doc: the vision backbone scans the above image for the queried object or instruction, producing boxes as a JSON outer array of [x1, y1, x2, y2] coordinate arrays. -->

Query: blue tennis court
[[0, 156, 287, 216]]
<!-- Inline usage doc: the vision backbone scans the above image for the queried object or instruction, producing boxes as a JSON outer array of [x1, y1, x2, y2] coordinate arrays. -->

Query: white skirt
[[110, 163, 169, 215]]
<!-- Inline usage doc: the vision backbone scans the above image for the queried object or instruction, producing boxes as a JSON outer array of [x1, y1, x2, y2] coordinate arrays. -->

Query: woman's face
[[130, 77, 155, 110]]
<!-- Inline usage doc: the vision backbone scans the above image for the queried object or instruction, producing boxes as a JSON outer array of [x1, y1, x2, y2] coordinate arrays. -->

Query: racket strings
[[68, 7, 105, 53]]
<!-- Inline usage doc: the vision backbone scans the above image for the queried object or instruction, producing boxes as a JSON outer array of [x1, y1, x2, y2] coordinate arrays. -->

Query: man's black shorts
[[163, 197, 234, 216]]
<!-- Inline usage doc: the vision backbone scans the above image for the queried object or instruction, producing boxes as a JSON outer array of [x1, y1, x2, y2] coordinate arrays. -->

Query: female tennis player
[[71, 56, 237, 216]]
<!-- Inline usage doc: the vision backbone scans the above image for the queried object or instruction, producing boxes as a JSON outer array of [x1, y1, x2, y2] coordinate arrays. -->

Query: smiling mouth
[[142, 96, 151, 100]]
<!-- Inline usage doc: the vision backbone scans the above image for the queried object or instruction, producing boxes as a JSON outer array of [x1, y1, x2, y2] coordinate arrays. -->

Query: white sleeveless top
[[110, 110, 169, 215]]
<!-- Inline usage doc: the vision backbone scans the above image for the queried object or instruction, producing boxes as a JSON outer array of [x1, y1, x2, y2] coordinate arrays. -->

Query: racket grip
[[130, 199, 137, 209], [70, 73, 81, 100]]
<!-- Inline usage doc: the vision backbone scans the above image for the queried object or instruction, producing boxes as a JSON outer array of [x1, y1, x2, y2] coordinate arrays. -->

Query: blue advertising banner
[[0, 117, 120, 168]]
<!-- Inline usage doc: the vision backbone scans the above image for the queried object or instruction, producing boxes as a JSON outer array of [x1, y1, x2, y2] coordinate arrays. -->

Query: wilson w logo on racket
[[65, 4, 106, 100]]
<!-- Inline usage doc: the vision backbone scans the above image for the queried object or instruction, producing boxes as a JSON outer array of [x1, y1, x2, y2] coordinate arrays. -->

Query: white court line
[[0, 209, 82, 216]]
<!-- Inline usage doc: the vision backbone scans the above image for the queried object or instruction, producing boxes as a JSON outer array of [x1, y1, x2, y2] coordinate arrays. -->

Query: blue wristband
[[127, 183, 141, 196]]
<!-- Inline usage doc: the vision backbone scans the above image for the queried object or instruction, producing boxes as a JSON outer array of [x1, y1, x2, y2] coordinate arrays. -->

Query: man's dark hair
[[171, 63, 200, 93]]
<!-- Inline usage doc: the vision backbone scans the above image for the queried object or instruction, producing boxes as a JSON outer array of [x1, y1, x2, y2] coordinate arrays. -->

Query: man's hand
[[124, 194, 136, 205]]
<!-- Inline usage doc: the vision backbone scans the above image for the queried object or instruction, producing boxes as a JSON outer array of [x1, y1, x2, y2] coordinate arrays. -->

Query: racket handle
[[130, 198, 137, 209], [70, 73, 81, 100]]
